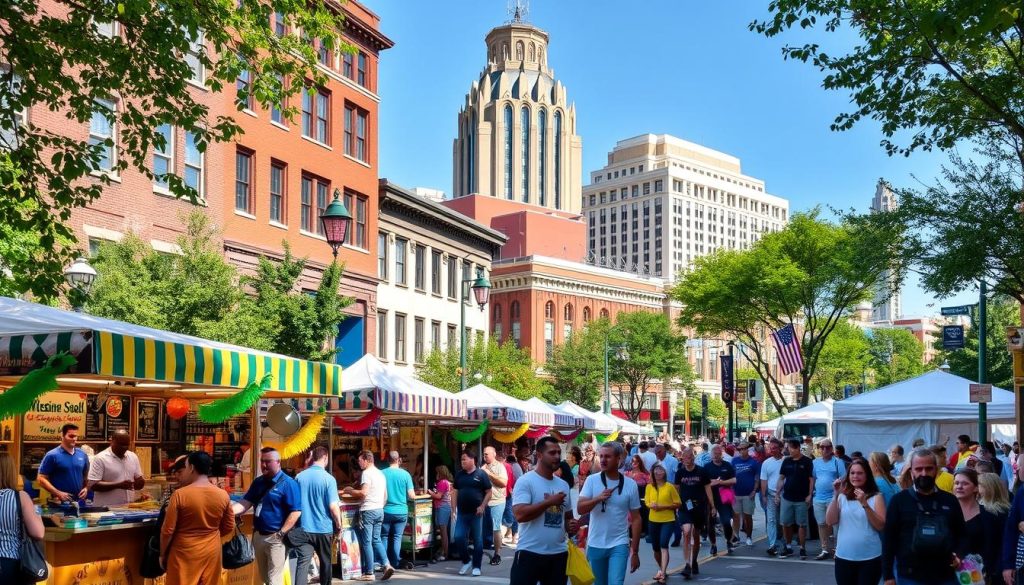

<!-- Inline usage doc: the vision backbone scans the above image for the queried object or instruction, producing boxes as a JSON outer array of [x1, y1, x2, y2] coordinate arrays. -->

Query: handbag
[[222, 525, 255, 569], [720, 487, 735, 506], [13, 489, 48, 582], [139, 501, 169, 579], [566, 539, 594, 585]]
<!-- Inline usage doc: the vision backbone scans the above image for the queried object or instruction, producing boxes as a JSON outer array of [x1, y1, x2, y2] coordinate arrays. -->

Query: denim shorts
[[488, 503, 504, 531], [435, 505, 451, 529], [780, 499, 808, 527], [646, 521, 674, 551]]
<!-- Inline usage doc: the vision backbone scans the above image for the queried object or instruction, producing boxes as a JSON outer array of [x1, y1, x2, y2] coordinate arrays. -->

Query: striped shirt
[[0, 489, 22, 559]]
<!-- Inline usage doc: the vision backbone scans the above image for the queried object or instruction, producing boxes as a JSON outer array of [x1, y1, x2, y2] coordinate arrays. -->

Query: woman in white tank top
[[825, 458, 887, 585]]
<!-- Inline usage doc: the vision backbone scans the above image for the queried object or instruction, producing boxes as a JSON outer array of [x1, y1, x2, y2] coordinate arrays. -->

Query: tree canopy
[[0, 0, 351, 301], [608, 311, 690, 423], [938, 295, 1018, 389], [811, 320, 871, 401], [674, 210, 908, 411], [867, 327, 926, 387], [544, 318, 610, 411], [416, 337, 548, 401]]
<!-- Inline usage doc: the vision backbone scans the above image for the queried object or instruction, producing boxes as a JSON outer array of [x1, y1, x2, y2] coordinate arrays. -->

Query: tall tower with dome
[[451, 5, 582, 213]]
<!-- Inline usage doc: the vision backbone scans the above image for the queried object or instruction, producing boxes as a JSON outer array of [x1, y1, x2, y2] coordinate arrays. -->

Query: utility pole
[[728, 342, 735, 442], [978, 280, 988, 443]]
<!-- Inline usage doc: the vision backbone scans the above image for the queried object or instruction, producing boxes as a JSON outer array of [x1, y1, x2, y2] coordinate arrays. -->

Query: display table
[[401, 494, 433, 566]]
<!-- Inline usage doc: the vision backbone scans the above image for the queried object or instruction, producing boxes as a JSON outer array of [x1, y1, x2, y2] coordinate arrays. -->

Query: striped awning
[[337, 355, 465, 418], [458, 384, 554, 426], [526, 397, 581, 428]]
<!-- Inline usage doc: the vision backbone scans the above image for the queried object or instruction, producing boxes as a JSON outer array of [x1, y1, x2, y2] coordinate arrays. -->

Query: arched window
[[515, 41, 524, 60], [493, 303, 502, 322], [544, 301, 555, 319], [562, 303, 574, 340], [468, 110, 476, 193], [563, 303, 573, 321], [511, 301, 520, 319], [537, 109, 546, 206], [600, 308, 609, 319], [511, 301, 521, 348], [554, 111, 562, 209], [539, 47, 545, 65], [492, 303, 503, 342], [521, 106, 530, 202], [583, 307, 591, 323], [502, 42, 509, 59], [504, 105, 513, 200], [529, 42, 536, 62]]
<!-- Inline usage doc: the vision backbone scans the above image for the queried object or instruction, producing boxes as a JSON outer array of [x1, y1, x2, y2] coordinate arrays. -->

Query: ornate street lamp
[[460, 267, 491, 390], [64, 257, 97, 312], [320, 188, 353, 258]]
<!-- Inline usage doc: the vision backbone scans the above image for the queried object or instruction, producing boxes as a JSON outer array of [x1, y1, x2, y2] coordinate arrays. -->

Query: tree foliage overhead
[[751, 1, 1024, 163], [544, 318, 610, 411], [867, 327, 926, 388], [0, 0, 351, 300], [811, 320, 871, 401], [674, 210, 909, 411], [416, 338, 549, 401], [88, 212, 349, 361], [608, 311, 690, 423]]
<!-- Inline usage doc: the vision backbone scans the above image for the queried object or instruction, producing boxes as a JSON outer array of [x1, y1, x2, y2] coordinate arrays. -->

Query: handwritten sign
[[23, 391, 86, 442]]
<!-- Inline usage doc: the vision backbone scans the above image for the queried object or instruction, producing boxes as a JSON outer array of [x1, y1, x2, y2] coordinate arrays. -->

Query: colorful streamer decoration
[[524, 426, 550, 439], [595, 429, 620, 444], [492, 423, 531, 444], [451, 420, 489, 443], [432, 431, 454, 468], [332, 408, 381, 433], [263, 412, 326, 459], [551, 428, 583, 442], [0, 353, 77, 420], [199, 374, 272, 423]]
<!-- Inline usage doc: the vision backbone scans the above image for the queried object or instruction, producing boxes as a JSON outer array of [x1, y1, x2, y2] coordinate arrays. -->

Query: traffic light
[[748, 379, 758, 400]]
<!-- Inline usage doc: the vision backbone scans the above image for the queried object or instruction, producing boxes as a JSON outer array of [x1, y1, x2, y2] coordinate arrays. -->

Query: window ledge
[[234, 210, 256, 220], [344, 154, 371, 168], [241, 108, 258, 118], [152, 186, 173, 197], [269, 220, 288, 230], [342, 243, 368, 254], [186, 79, 208, 92], [270, 120, 289, 131], [300, 229, 328, 241], [301, 134, 332, 150], [90, 170, 122, 183]]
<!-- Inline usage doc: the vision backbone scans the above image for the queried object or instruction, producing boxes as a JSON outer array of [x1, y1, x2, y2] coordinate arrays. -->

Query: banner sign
[[23, 391, 87, 442], [941, 305, 972, 316], [943, 325, 965, 349], [969, 383, 992, 404], [720, 355, 734, 402]]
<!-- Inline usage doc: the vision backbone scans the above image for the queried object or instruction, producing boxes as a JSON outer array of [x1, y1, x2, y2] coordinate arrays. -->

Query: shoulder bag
[[223, 491, 254, 570], [139, 501, 168, 579], [13, 489, 48, 583]]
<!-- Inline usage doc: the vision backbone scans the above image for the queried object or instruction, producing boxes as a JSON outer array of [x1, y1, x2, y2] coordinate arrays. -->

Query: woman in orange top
[[161, 451, 235, 585]]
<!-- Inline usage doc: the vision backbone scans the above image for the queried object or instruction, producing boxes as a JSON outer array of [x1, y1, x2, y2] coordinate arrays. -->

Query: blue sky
[[371, 0, 977, 316]]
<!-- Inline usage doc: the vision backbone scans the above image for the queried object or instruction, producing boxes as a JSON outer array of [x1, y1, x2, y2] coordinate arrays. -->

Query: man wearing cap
[[731, 442, 760, 547]]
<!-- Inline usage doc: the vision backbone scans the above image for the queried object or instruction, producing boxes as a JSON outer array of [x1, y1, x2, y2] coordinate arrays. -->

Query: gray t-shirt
[[511, 471, 571, 555], [580, 472, 641, 549]]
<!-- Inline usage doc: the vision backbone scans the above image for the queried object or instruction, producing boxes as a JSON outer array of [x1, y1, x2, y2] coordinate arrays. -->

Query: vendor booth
[[556, 401, 616, 433], [833, 370, 1016, 454], [763, 399, 834, 441], [0, 297, 342, 585]]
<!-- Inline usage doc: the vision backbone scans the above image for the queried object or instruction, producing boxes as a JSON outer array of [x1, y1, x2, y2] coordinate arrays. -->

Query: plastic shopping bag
[[955, 553, 985, 585], [566, 540, 595, 585]]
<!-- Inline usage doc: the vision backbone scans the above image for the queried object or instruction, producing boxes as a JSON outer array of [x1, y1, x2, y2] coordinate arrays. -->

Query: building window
[[414, 244, 426, 290], [186, 31, 205, 85], [431, 321, 442, 351], [344, 103, 368, 162], [544, 301, 554, 319], [343, 191, 367, 248], [414, 318, 425, 364], [315, 180, 328, 234], [504, 104, 513, 200], [461, 260, 472, 303], [563, 303, 574, 340], [271, 74, 286, 125], [89, 98, 116, 172], [395, 238, 408, 286], [92, 19, 118, 38], [582, 307, 591, 323], [511, 301, 521, 348], [184, 131, 203, 196], [376, 310, 387, 359], [270, 161, 286, 223], [600, 308, 609, 319], [431, 250, 442, 295], [274, 12, 287, 37], [447, 324, 457, 349], [538, 109, 546, 206], [153, 124, 173, 191], [394, 314, 407, 363], [554, 111, 562, 209], [357, 52, 367, 86], [236, 62, 253, 110], [544, 321, 554, 361], [302, 87, 330, 144], [234, 148, 253, 213], [300, 174, 328, 233], [492, 303, 502, 341], [521, 106, 530, 202], [447, 256, 457, 298], [343, 52, 353, 79], [377, 232, 389, 280], [317, 38, 331, 67]]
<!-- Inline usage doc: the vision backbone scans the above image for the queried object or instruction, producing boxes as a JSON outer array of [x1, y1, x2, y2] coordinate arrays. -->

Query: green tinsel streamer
[[198, 374, 272, 423], [0, 353, 77, 420], [450, 420, 489, 443], [432, 431, 454, 468]]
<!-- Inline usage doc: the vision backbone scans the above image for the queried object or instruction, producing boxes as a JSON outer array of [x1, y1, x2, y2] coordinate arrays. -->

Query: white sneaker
[[471, 568, 481, 577], [459, 563, 472, 575], [746, 537, 753, 546]]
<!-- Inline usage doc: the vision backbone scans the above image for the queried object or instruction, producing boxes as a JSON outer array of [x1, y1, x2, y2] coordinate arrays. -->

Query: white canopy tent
[[557, 401, 616, 433], [609, 413, 647, 436], [457, 384, 555, 427], [833, 370, 1016, 454], [525, 397, 581, 429], [754, 399, 834, 439]]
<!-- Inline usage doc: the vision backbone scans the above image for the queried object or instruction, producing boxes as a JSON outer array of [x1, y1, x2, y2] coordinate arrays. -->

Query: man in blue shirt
[[809, 439, 845, 560], [730, 442, 760, 546], [294, 445, 341, 585], [381, 451, 415, 574], [38, 423, 90, 503], [233, 447, 302, 585]]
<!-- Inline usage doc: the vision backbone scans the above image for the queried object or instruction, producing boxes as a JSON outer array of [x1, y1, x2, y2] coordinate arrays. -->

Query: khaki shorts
[[734, 494, 755, 515], [812, 501, 830, 526]]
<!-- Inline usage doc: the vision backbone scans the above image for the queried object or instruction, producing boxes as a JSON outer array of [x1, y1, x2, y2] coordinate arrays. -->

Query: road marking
[[389, 572, 508, 584], [725, 554, 830, 565]]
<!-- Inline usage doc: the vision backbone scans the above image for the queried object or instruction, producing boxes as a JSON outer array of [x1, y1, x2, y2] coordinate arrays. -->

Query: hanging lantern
[[166, 398, 190, 420]]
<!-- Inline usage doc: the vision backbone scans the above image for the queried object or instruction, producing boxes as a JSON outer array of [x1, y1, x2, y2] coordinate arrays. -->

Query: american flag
[[771, 324, 804, 375]]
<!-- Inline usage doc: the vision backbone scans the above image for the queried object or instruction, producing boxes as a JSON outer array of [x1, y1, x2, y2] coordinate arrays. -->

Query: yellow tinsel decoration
[[263, 413, 325, 459], [492, 422, 530, 443], [596, 429, 620, 444]]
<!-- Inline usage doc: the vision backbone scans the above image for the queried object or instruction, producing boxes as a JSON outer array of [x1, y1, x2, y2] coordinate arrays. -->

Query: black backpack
[[909, 490, 952, 557]]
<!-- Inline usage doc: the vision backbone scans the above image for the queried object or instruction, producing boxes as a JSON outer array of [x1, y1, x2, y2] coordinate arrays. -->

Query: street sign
[[941, 305, 973, 316], [969, 383, 992, 403], [943, 325, 965, 349]]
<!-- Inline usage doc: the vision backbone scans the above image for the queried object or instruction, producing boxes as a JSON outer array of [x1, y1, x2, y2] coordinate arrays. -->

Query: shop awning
[[0, 297, 341, 396], [336, 355, 465, 418], [458, 384, 554, 426], [525, 397, 580, 428], [556, 401, 616, 433]]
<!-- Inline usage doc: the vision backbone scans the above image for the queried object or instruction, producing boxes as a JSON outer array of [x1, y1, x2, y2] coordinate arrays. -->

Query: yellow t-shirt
[[936, 470, 954, 493], [645, 482, 681, 523]]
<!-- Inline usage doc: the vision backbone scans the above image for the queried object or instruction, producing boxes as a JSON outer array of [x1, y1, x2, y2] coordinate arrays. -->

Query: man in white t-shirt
[[342, 451, 390, 581], [87, 430, 144, 507], [481, 446, 509, 565], [759, 438, 785, 556], [510, 436, 577, 585], [578, 442, 641, 585]]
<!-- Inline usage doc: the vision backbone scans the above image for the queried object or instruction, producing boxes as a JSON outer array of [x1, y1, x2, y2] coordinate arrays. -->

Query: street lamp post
[[320, 189, 353, 258], [727, 341, 735, 442], [459, 267, 491, 390], [603, 332, 628, 415], [64, 257, 97, 312]]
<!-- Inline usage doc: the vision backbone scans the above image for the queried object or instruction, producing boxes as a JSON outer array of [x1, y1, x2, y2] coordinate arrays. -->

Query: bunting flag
[[595, 429, 620, 444], [263, 413, 325, 459], [451, 420, 489, 443], [551, 428, 583, 442], [524, 426, 550, 439], [332, 408, 381, 433], [0, 352, 77, 419], [492, 423, 531, 444], [199, 374, 272, 423]]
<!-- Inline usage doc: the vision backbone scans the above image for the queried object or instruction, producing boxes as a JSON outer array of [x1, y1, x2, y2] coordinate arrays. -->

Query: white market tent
[[525, 397, 581, 429], [609, 413, 647, 436], [833, 370, 1016, 454], [334, 354, 466, 419], [753, 399, 834, 439], [557, 401, 617, 433], [458, 384, 554, 427]]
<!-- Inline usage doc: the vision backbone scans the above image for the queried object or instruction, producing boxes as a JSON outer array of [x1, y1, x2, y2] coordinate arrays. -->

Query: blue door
[[335, 315, 365, 367]]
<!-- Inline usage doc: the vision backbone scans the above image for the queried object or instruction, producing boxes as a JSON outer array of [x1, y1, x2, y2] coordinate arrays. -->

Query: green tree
[[0, 0, 352, 300], [544, 319, 610, 411], [608, 311, 690, 423], [417, 338, 548, 401], [812, 321, 871, 401], [937, 295, 1018, 389], [685, 393, 728, 425], [751, 1, 1024, 164], [867, 328, 926, 387], [674, 210, 908, 411]]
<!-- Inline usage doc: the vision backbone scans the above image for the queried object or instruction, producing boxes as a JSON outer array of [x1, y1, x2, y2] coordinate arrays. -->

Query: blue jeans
[[358, 509, 388, 575], [502, 499, 518, 535], [454, 511, 484, 569], [764, 492, 780, 548], [381, 512, 408, 568], [483, 505, 494, 548], [587, 543, 630, 585]]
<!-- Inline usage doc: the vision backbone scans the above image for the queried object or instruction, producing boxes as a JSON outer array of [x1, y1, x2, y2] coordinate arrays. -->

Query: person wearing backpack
[[881, 447, 967, 585]]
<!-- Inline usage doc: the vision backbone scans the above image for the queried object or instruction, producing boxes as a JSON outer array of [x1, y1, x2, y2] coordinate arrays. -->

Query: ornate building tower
[[452, 9, 582, 213], [870, 179, 902, 321]]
